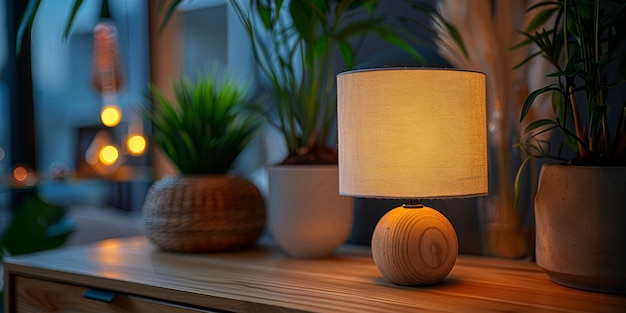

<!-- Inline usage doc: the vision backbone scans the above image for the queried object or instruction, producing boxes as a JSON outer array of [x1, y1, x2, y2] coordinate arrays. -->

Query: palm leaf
[[16, 0, 41, 55], [157, 0, 185, 34], [63, 0, 85, 39], [520, 86, 562, 122]]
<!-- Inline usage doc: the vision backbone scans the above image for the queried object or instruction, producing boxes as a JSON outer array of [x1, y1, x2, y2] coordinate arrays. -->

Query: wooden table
[[4, 237, 625, 312]]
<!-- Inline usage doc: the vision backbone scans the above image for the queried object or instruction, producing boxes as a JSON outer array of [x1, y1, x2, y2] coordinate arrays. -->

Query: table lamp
[[337, 68, 487, 286]]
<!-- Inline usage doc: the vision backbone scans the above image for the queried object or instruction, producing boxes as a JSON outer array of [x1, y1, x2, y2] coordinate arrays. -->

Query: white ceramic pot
[[534, 164, 626, 294], [268, 165, 354, 258]]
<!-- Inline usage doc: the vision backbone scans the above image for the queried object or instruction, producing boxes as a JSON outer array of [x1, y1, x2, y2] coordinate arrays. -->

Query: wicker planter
[[143, 175, 265, 252]]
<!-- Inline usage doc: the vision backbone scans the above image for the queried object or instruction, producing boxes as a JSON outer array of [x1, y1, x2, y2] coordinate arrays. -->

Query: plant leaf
[[337, 41, 355, 70], [63, 0, 85, 39], [16, 0, 42, 55], [513, 156, 534, 212], [525, 7, 558, 33], [520, 85, 560, 122], [158, 0, 185, 34], [522, 118, 559, 135], [0, 195, 73, 257], [379, 31, 424, 64]]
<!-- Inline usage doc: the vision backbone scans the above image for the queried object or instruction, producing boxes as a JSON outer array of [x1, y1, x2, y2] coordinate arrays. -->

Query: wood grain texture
[[4, 237, 626, 313], [14, 276, 217, 313], [372, 206, 458, 285]]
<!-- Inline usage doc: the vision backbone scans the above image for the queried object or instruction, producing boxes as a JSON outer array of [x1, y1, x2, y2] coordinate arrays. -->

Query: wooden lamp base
[[371, 205, 458, 286]]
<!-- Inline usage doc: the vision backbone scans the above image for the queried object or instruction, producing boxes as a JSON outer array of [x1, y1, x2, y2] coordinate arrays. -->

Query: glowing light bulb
[[127, 134, 147, 156], [99, 145, 119, 165], [101, 105, 122, 127]]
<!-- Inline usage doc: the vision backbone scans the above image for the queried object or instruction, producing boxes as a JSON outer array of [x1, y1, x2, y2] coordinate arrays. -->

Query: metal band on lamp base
[[372, 205, 458, 285]]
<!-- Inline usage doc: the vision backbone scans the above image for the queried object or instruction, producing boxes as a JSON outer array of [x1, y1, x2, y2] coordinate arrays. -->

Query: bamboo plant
[[144, 73, 262, 175], [514, 0, 626, 194]]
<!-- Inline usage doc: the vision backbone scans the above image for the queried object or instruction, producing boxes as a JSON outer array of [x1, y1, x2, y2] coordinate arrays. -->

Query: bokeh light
[[49, 160, 70, 181], [101, 105, 122, 127], [126, 134, 147, 156], [13, 166, 28, 182], [99, 145, 119, 165], [12, 164, 37, 186]]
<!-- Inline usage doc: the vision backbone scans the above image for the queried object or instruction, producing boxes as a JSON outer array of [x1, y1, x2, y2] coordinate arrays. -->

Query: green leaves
[[524, 3, 559, 33], [15, 0, 41, 55], [63, 0, 85, 39], [145, 73, 262, 174], [519, 85, 561, 122], [515, 0, 626, 166], [157, 0, 185, 34], [407, 2, 468, 60], [289, 0, 327, 44], [1, 195, 73, 257], [230, 0, 421, 164]]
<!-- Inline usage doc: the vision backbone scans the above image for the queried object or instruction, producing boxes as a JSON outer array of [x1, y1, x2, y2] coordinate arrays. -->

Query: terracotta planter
[[268, 165, 354, 258], [143, 175, 265, 252], [534, 164, 626, 294]]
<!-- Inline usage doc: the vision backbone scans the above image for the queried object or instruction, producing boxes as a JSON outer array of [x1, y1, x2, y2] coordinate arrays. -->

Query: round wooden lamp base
[[371, 205, 458, 286]]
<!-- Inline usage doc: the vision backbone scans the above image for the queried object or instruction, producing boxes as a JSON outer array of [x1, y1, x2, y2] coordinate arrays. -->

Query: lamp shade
[[337, 68, 487, 199]]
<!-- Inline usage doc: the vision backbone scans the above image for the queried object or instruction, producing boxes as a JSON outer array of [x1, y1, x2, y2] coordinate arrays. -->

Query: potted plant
[[142, 72, 266, 252], [515, 0, 626, 293], [223, 0, 421, 257]]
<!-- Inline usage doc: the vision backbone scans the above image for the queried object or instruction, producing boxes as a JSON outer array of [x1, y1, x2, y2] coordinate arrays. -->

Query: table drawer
[[14, 276, 219, 313]]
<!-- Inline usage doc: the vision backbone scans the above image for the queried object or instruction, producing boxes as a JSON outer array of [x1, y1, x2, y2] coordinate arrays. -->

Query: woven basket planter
[[143, 175, 265, 252]]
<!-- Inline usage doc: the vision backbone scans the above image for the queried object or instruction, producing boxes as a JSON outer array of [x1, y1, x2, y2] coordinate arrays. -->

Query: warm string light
[[125, 109, 147, 156], [99, 145, 119, 165], [92, 22, 123, 95], [93, 21, 124, 128], [126, 134, 147, 156], [101, 104, 122, 127], [85, 130, 123, 176], [85, 9, 146, 176]]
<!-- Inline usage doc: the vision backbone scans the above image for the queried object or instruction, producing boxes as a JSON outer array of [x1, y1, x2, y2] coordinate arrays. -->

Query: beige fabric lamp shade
[[337, 68, 487, 286], [337, 68, 487, 199]]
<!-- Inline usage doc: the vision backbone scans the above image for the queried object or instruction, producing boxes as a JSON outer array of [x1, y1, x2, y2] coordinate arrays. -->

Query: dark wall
[[3, 1, 38, 208]]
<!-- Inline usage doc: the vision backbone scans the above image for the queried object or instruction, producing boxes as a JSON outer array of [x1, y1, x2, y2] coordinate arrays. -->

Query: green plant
[[0, 194, 74, 303], [514, 0, 626, 205], [516, 0, 626, 165], [1, 194, 73, 257], [144, 73, 262, 174], [225, 0, 421, 164]]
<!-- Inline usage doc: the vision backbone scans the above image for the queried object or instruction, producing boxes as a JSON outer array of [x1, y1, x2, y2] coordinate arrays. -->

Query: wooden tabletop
[[4, 237, 625, 312]]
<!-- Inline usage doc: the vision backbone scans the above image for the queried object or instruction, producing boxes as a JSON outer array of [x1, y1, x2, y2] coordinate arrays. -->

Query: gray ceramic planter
[[534, 164, 626, 294]]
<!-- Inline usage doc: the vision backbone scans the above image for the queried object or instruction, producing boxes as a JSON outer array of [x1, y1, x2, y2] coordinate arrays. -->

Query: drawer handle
[[83, 288, 118, 303]]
